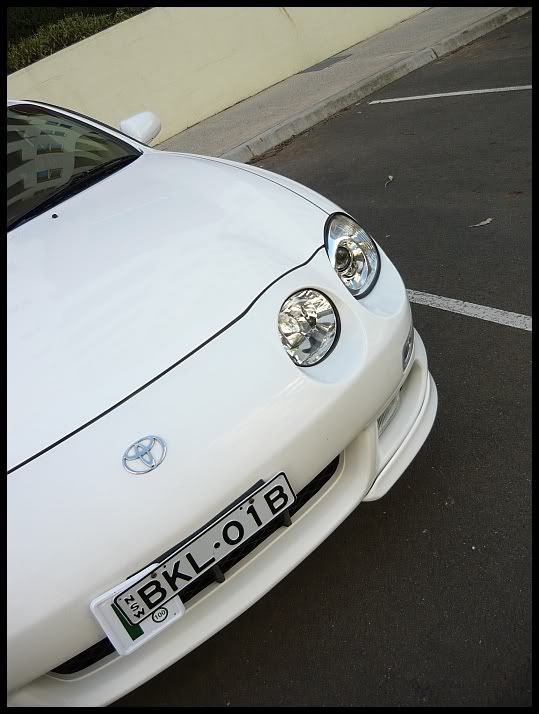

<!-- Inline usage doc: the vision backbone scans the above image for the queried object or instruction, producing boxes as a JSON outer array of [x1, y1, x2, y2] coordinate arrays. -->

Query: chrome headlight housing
[[325, 213, 380, 298], [278, 289, 339, 367]]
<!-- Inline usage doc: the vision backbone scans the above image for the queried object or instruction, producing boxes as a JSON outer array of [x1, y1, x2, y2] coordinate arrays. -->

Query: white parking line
[[407, 290, 532, 331], [369, 85, 532, 104]]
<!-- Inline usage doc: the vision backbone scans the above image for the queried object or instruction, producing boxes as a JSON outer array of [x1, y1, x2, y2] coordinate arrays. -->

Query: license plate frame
[[91, 472, 295, 655]]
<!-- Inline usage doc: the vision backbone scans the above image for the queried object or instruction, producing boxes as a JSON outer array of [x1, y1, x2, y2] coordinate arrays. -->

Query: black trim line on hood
[[7, 245, 326, 475]]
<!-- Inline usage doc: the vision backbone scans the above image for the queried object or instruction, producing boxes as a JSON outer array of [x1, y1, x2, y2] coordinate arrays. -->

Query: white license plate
[[91, 472, 295, 655]]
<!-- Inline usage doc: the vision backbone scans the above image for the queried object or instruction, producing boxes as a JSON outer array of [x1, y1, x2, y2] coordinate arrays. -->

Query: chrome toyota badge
[[122, 436, 167, 474]]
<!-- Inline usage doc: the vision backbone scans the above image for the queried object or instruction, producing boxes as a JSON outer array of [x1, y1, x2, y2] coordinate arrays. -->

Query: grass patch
[[8, 7, 151, 74]]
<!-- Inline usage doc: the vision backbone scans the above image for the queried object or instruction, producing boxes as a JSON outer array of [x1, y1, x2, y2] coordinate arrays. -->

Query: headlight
[[278, 289, 339, 367], [325, 213, 380, 298]]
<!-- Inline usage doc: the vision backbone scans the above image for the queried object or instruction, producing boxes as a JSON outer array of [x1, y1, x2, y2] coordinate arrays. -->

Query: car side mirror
[[119, 111, 161, 144]]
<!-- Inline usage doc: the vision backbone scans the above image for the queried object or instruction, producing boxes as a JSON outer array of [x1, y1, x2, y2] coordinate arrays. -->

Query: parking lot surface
[[115, 13, 531, 707]]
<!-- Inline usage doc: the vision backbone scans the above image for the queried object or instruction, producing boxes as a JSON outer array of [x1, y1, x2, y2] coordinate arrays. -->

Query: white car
[[7, 99, 438, 706]]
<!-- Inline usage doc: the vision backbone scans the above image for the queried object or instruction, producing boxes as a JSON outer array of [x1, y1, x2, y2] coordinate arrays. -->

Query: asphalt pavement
[[115, 13, 531, 707]]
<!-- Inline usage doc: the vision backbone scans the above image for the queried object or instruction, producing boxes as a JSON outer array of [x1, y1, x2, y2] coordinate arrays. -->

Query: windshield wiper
[[8, 153, 140, 232]]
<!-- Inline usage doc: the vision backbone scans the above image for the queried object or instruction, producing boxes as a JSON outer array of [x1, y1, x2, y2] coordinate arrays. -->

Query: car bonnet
[[7, 151, 329, 471]]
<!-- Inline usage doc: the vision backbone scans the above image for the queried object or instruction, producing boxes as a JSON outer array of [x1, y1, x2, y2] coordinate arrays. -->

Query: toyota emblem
[[122, 436, 167, 474]]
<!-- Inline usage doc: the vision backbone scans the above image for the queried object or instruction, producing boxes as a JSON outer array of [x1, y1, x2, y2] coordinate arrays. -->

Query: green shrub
[[7, 7, 151, 74]]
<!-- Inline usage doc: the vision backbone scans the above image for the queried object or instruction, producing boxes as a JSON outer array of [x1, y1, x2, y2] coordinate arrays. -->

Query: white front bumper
[[8, 247, 437, 706]]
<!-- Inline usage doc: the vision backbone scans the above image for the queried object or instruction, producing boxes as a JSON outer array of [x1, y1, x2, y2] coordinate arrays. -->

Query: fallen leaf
[[469, 217, 493, 227], [384, 175, 394, 188]]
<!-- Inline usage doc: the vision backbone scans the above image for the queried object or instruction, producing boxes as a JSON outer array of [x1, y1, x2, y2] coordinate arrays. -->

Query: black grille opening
[[52, 638, 116, 676], [52, 456, 340, 676]]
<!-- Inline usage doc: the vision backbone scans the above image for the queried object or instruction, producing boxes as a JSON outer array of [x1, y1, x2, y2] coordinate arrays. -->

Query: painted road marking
[[407, 290, 532, 331], [369, 85, 532, 104]]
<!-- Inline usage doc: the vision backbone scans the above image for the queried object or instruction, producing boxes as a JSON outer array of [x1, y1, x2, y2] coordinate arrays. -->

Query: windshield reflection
[[7, 104, 139, 229]]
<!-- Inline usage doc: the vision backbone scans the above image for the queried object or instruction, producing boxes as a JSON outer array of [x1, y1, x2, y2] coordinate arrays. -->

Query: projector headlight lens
[[325, 213, 380, 298], [278, 289, 339, 367]]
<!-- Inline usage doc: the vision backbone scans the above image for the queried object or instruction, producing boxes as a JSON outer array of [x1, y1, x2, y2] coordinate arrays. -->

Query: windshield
[[7, 104, 140, 230]]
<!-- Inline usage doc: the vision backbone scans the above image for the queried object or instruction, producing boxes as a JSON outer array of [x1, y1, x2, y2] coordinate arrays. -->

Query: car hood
[[7, 152, 329, 471]]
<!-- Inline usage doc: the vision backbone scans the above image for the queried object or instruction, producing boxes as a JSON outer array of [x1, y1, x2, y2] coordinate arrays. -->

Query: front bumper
[[8, 248, 437, 706]]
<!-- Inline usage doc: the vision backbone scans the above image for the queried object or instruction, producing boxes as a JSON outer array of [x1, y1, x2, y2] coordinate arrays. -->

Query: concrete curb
[[430, 6, 529, 58], [222, 6, 530, 163]]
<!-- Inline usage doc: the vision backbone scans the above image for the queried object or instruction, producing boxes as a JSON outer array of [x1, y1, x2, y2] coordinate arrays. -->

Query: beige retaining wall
[[7, 7, 427, 144]]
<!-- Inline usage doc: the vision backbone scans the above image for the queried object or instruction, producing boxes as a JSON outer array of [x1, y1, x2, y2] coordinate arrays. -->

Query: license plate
[[91, 472, 295, 655]]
